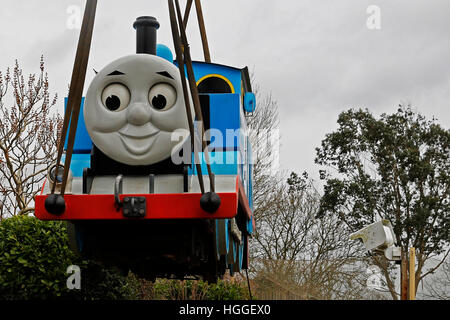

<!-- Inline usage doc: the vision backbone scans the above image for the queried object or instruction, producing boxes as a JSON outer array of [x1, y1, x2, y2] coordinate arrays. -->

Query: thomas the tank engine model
[[35, 15, 255, 282]]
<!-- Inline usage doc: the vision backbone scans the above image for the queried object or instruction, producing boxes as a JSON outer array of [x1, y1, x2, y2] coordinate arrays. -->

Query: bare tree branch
[[0, 57, 61, 218]]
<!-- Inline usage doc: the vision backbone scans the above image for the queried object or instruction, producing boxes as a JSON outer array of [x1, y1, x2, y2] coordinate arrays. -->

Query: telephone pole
[[400, 247, 416, 300]]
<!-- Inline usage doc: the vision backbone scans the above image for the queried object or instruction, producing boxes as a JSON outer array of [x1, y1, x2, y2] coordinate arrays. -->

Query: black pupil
[[152, 94, 167, 110], [105, 95, 121, 111]]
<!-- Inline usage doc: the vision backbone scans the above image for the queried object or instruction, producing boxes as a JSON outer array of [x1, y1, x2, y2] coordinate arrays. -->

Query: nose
[[126, 103, 151, 126]]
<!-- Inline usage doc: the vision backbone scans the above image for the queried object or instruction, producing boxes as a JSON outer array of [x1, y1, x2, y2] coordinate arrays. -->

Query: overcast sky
[[1, 0, 449, 183]]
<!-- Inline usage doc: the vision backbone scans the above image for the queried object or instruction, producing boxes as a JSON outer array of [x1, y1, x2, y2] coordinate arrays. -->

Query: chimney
[[133, 16, 160, 55]]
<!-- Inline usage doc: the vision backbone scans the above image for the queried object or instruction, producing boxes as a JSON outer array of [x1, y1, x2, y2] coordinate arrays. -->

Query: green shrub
[[151, 278, 208, 300], [205, 279, 251, 300], [0, 215, 74, 299], [0, 215, 138, 300], [67, 260, 139, 300], [150, 278, 251, 300]]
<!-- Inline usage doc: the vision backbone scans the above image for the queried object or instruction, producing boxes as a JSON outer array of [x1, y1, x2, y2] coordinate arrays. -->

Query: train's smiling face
[[84, 54, 189, 166]]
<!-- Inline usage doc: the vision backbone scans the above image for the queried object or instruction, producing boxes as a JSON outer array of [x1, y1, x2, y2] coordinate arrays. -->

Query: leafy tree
[[315, 106, 450, 299]]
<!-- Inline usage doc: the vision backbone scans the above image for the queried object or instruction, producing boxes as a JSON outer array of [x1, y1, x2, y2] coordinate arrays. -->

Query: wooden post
[[409, 247, 416, 300], [400, 249, 408, 300]]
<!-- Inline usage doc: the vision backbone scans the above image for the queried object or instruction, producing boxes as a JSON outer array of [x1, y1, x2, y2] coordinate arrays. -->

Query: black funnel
[[133, 16, 160, 55]]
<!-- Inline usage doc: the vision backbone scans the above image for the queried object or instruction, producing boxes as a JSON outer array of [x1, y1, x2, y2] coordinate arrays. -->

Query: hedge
[[148, 278, 251, 300], [0, 215, 137, 300]]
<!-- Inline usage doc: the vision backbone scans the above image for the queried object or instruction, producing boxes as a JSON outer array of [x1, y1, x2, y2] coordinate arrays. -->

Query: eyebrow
[[107, 70, 125, 76], [157, 71, 174, 79]]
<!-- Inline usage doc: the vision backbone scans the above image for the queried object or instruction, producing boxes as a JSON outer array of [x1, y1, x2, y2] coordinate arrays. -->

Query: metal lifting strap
[[169, 0, 216, 194], [181, 0, 211, 63], [174, 0, 215, 192], [168, 0, 205, 194], [193, 0, 211, 63], [52, 0, 97, 196], [182, 0, 193, 28]]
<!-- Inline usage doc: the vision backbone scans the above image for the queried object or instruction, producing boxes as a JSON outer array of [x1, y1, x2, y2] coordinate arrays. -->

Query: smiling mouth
[[118, 124, 161, 155], [119, 133, 159, 155], [118, 123, 160, 138], [119, 131, 158, 139]]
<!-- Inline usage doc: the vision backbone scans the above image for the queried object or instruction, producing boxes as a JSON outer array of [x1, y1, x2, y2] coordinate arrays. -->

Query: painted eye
[[101, 83, 130, 111], [148, 83, 177, 111]]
